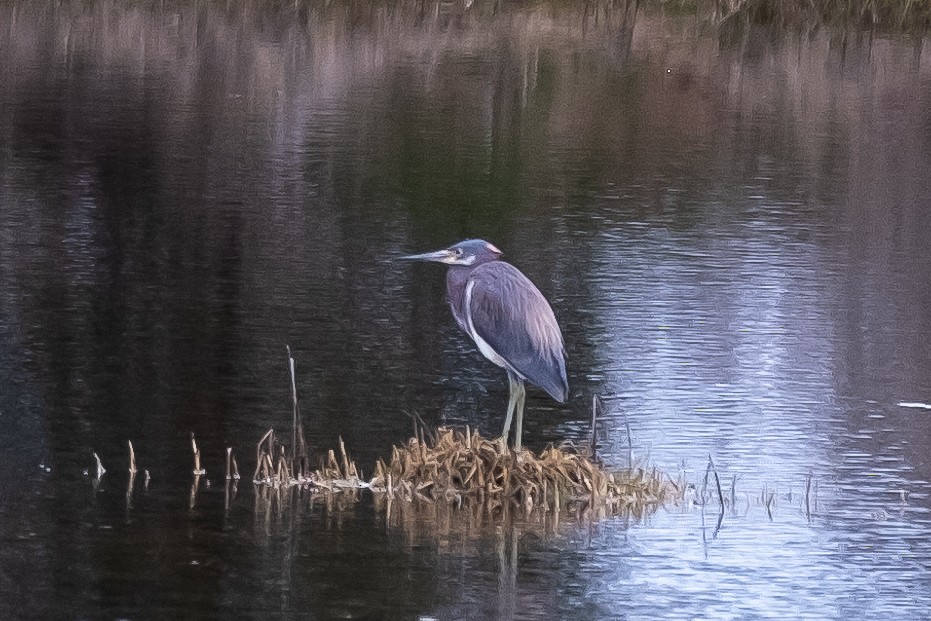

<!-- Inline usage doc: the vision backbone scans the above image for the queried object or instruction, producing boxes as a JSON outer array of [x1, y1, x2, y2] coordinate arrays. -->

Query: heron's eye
[[454, 248, 463, 256]]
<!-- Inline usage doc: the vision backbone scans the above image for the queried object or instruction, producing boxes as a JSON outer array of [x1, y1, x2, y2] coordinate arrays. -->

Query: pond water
[[2, 1, 931, 619]]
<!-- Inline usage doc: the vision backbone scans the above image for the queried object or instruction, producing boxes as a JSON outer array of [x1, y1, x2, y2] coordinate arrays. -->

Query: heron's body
[[402, 239, 568, 449]]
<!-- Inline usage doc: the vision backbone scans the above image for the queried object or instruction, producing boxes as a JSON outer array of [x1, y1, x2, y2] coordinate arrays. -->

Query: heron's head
[[401, 239, 503, 267]]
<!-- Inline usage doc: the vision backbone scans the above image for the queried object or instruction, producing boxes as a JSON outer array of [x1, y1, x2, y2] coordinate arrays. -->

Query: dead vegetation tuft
[[367, 426, 678, 512]]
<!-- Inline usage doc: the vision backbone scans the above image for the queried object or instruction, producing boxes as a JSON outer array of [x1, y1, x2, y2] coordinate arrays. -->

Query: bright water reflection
[[1, 1, 931, 619]]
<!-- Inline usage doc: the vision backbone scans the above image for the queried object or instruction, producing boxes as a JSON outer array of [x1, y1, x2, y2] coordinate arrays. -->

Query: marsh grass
[[368, 427, 680, 513], [247, 423, 681, 519]]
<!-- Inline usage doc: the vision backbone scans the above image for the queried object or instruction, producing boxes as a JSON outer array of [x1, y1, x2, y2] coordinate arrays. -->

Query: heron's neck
[[446, 265, 473, 330]]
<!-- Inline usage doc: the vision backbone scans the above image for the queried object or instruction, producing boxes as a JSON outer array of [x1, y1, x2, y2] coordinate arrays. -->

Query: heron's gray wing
[[466, 262, 568, 402]]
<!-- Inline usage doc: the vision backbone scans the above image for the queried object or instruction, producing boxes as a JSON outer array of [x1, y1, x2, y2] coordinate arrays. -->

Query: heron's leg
[[513, 380, 527, 451], [499, 371, 521, 446]]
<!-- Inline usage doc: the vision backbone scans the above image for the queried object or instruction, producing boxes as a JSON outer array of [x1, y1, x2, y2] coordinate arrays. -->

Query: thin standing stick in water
[[128, 440, 137, 474], [704, 455, 725, 540], [590, 395, 600, 461], [191, 432, 206, 476], [287, 346, 298, 472], [125, 471, 136, 512], [226, 447, 232, 481], [708, 455, 725, 509], [296, 422, 308, 480], [730, 474, 737, 512], [804, 471, 813, 521], [93, 452, 106, 479], [232, 453, 240, 480], [189, 474, 201, 511], [702, 455, 724, 512]]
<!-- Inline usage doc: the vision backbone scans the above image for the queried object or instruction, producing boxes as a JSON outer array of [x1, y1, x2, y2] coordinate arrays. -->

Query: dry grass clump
[[252, 426, 366, 491], [251, 424, 678, 515], [306, 437, 365, 490], [368, 427, 678, 513]]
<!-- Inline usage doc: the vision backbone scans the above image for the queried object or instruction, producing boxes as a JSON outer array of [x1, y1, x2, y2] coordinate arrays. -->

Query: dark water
[[2, 1, 931, 618]]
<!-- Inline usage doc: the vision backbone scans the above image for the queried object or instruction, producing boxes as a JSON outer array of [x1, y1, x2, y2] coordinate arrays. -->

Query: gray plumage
[[402, 239, 568, 449]]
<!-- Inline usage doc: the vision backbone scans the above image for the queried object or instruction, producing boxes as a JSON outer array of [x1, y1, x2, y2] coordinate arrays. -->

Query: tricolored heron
[[402, 239, 568, 450]]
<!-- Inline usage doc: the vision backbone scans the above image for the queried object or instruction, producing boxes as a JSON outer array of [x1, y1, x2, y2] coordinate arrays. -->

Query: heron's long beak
[[400, 249, 454, 263]]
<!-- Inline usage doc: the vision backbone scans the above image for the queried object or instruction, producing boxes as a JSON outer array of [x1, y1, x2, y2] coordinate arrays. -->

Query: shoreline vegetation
[[4, 0, 930, 32], [651, 0, 931, 30]]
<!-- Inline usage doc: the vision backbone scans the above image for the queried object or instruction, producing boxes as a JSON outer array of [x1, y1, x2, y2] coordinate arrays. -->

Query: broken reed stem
[[265, 453, 274, 480], [339, 436, 351, 479], [279, 446, 290, 483], [127, 440, 137, 474], [226, 447, 232, 481], [254, 428, 273, 482], [191, 432, 206, 476], [93, 451, 106, 479], [232, 454, 240, 480], [407, 410, 435, 447]]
